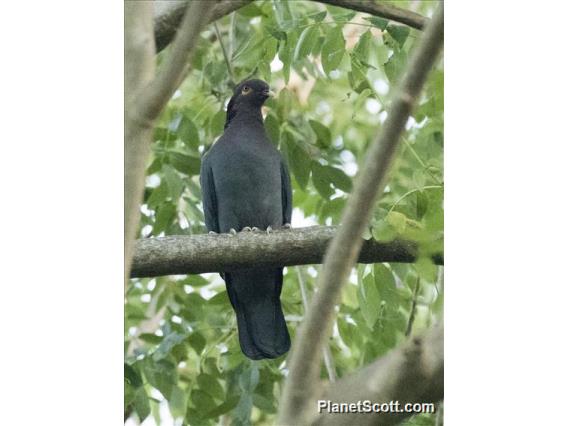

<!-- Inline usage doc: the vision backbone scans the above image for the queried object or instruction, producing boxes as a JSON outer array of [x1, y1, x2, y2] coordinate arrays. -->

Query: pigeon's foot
[[229, 228, 237, 235], [266, 226, 273, 234], [241, 227, 252, 232], [208, 231, 218, 235], [283, 223, 292, 229], [251, 227, 261, 232]]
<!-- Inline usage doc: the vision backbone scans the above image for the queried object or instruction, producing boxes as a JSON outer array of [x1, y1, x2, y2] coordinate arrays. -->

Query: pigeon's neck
[[225, 106, 264, 131]]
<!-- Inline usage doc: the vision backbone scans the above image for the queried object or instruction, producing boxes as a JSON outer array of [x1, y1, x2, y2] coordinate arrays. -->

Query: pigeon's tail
[[225, 268, 290, 360]]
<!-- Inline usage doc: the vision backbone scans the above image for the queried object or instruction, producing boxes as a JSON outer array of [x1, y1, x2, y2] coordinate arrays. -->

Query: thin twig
[[296, 267, 337, 382], [214, 22, 235, 83], [405, 277, 420, 337]]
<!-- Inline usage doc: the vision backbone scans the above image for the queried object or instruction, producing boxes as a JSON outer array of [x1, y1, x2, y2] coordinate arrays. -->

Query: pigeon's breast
[[210, 140, 283, 231]]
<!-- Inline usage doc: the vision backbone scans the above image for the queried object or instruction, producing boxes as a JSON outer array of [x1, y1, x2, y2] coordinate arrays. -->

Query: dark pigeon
[[200, 79, 292, 360]]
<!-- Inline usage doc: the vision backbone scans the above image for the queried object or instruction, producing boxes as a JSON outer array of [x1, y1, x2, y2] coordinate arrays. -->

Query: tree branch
[[314, 0, 428, 30], [277, 4, 444, 425], [130, 226, 443, 278], [124, 1, 215, 285], [314, 325, 443, 426], [152, 0, 428, 53], [154, 0, 253, 52]]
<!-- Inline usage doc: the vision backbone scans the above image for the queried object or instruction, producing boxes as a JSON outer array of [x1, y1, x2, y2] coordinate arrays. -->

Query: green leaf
[[416, 190, 429, 219], [153, 202, 176, 235], [209, 110, 225, 137], [309, 120, 331, 148], [264, 113, 280, 146], [282, 130, 311, 189], [387, 24, 410, 48], [353, 30, 372, 62], [197, 374, 225, 401], [169, 152, 201, 176], [374, 264, 398, 307], [134, 386, 151, 421], [138, 333, 163, 345], [321, 26, 345, 76], [180, 275, 210, 287], [205, 395, 241, 418], [237, 3, 265, 17], [169, 385, 188, 419], [188, 332, 206, 354], [191, 389, 215, 412], [153, 331, 186, 361], [384, 50, 407, 84], [386, 211, 407, 234], [279, 39, 292, 84], [178, 116, 199, 149], [125, 363, 143, 388], [147, 182, 169, 209], [324, 165, 353, 192], [358, 272, 381, 328], [310, 11, 327, 22], [311, 162, 334, 199], [143, 358, 177, 399], [294, 26, 319, 61], [364, 16, 389, 30], [162, 164, 184, 200]]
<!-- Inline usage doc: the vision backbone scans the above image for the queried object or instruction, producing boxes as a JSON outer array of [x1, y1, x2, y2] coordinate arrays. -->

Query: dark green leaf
[[147, 182, 169, 209], [188, 332, 206, 354], [205, 395, 241, 418], [323, 165, 352, 192], [143, 358, 177, 399], [311, 162, 334, 199], [138, 333, 163, 345], [178, 116, 199, 149], [125, 363, 143, 388], [374, 264, 398, 307], [387, 24, 410, 48], [153, 331, 186, 361], [191, 389, 215, 412], [134, 386, 151, 421], [153, 202, 176, 235], [169, 152, 201, 176], [364, 16, 389, 30], [197, 374, 225, 401], [310, 11, 327, 22], [180, 275, 209, 287], [282, 130, 311, 190], [309, 120, 331, 148]]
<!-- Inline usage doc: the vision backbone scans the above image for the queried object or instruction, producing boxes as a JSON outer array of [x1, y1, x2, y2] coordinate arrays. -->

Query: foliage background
[[125, 1, 443, 425]]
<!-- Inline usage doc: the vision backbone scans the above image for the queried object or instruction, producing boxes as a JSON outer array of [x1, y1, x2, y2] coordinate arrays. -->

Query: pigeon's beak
[[262, 89, 274, 98]]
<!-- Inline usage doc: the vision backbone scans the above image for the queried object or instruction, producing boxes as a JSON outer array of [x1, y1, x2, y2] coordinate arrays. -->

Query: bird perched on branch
[[200, 79, 292, 360]]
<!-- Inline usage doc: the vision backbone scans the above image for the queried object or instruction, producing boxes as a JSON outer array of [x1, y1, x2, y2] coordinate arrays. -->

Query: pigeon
[[200, 79, 292, 360]]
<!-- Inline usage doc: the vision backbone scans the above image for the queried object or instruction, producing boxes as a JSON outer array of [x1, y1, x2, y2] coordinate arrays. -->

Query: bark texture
[[131, 226, 443, 278]]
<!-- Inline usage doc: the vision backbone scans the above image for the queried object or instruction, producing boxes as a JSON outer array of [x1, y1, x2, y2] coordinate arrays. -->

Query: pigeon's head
[[225, 79, 272, 129], [230, 79, 272, 109]]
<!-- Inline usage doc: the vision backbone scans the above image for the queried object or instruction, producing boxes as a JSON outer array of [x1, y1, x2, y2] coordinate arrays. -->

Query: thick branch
[[130, 226, 443, 278], [124, 1, 214, 285], [314, 325, 443, 426], [154, 0, 253, 52], [153, 0, 428, 53], [315, 0, 428, 30], [278, 4, 444, 425]]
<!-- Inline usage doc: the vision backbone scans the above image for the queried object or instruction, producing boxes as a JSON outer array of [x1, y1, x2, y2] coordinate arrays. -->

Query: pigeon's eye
[[241, 86, 252, 95]]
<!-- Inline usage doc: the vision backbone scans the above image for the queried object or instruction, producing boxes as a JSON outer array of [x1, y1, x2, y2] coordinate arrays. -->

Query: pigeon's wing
[[200, 154, 220, 233], [280, 159, 292, 225]]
